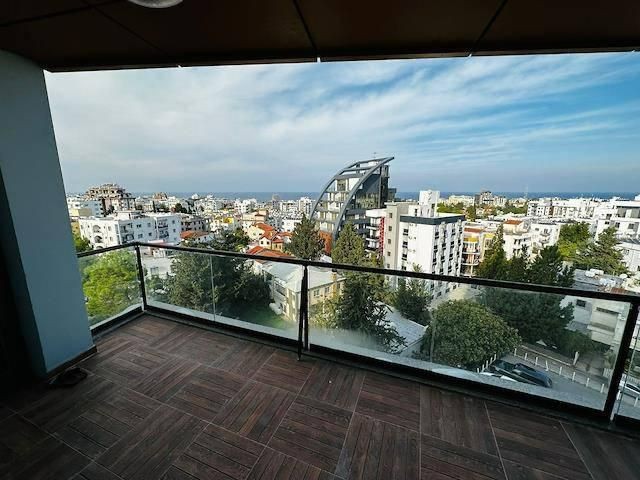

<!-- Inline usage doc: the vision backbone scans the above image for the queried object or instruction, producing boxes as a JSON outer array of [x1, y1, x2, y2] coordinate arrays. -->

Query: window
[[389, 213, 393, 219], [388, 226, 392, 232], [576, 299, 587, 308], [387, 251, 391, 257], [138, 234, 143, 239], [313, 290, 319, 297], [148, 232, 153, 237], [324, 287, 330, 294], [387, 238, 391, 245]]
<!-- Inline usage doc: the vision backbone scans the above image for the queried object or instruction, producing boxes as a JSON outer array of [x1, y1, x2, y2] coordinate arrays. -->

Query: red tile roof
[[247, 246, 291, 258], [255, 222, 275, 232], [504, 219, 523, 225], [180, 231, 210, 239]]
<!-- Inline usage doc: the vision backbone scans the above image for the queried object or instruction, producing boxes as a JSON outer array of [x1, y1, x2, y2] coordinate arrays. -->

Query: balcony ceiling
[[1, 0, 639, 72]]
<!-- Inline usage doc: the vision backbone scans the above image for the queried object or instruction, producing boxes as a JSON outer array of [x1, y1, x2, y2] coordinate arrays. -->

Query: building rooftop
[[1, 315, 638, 480]]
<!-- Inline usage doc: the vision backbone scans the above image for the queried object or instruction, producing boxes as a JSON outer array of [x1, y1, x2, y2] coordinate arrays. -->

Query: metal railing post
[[134, 244, 148, 310], [604, 302, 639, 418], [298, 265, 309, 359]]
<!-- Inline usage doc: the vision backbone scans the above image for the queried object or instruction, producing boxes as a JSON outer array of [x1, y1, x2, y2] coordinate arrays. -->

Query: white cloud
[[45, 52, 640, 194]]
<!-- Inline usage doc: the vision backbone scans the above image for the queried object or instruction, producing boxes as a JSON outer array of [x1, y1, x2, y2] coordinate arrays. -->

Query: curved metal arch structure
[[311, 157, 394, 245]]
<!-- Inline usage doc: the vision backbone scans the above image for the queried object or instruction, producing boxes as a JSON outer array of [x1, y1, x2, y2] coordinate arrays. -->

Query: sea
[[133, 191, 638, 202]]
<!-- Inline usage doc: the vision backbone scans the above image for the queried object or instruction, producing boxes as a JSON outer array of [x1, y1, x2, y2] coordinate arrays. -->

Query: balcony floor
[[2, 314, 640, 480]]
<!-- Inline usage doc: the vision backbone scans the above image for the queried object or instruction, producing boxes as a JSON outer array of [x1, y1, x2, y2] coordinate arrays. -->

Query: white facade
[[382, 191, 465, 299], [282, 217, 302, 233], [527, 197, 599, 220], [594, 198, 640, 239], [79, 212, 181, 248], [620, 239, 640, 274], [66, 196, 104, 218], [234, 198, 257, 215], [444, 195, 475, 207]]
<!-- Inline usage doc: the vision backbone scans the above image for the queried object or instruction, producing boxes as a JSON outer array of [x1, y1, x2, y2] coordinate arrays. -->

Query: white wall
[[0, 51, 93, 376]]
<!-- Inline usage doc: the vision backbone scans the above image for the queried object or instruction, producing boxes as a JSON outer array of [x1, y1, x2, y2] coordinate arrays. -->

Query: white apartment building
[[179, 214, 210, 232], [382, 191, 465, 298], [445, 195, 475, 207], [594, 196, 640, 240], [282, 217, 302, 233], [530, 221, 561, 252], [502, 219, 533, 259], [234, 198, 257, 215], [620, 239, 640, 274], [85, 183, 136, 213], [462, 223, 497, 276], [527, 197, 599, 219], [79, 211, 181, 248], [66, 196, 104, 218]]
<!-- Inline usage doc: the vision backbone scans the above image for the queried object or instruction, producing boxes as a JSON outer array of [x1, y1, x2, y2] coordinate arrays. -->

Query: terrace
[[1, 313, 639, 480], [2, 1, 640, 479]]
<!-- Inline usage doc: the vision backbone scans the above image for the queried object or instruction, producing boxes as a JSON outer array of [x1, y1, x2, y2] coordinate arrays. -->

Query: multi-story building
[[66, 196, 104, 218], [474, 190, 506, 208], [594, 196, 640, 239], [620, 239, 640, 275], [85, 183, 136, 214], [282, 217, 302, 233], [234, 198, 257, 215], [312, 157, 395, 251], [445, 195, 475, 207], [180, 231, 214, 244], [382, 191, 465, 298], [530, 221, 561, 253], [461, 224, 497, 276], [179, 214, 210, 233], [502, 219, 533, 259], [78, 211, 181, 248], [527, 197, 598, 219]]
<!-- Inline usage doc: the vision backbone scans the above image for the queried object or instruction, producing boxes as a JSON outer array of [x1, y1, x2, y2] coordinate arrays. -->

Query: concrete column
[[0, 50, 93, 377]]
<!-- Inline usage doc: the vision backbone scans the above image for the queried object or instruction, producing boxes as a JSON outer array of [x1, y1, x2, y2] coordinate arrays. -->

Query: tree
[[331, 223, 366, 266], [285, 215, 325, 260], [476, 226, 507, 280], [466, 205, 477, 222], [437, 202, 465, 214], [394, 265, 431, 325], [528, 245, 574, 287], [82, 250, 139, 323], [330, 273, 405, 352], [504, 245, 529, 282], [174, 202, 187, 213], [574, 227, 628, 275], [210, 228, 250, 252], [73, 231, 92, 253], [557, 222, 591, 261], [417, 300, 520, 369]]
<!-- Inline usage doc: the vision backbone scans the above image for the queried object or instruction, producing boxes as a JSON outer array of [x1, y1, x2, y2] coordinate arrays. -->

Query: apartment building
[[594, 196, 640, 239], [620, 239, 640, 274], [474, 190, 507, 208], [66, 196, 104, 218], [382, 191, 465, 298], [527, 197, 598, 219], [312, 157, 395, 251], [78, 211, 181, 248], [444, 195, 475, 207], [85, 183, 136, 213], [179, 214, 210, 232], [462, 224, 497, 276]]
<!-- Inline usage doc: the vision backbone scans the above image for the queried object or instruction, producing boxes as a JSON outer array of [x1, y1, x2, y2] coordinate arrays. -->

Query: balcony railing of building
[[77, 242, 640, 430]]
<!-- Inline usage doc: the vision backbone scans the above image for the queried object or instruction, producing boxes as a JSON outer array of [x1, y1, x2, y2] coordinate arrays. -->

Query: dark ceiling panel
[[0, 8, 165, 70], [477, 0, 640, 54], [0, 1, 87, 25], [95, 0, 315, 65], [298, 0, 504, 58]]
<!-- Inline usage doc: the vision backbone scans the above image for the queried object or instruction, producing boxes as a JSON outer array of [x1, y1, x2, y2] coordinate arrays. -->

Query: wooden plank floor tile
[[3, 434, 90, 480], [97, 405, 206, 480], [18, 375, 118, 433], [165, 424, 264, 480], [56, 388, 161, 459], [131, 356, 200, 402], [270, 396, 351, 472], [421, 386, 498, 455], [248, 448, 339, 480], [252, 351, 315, 393], [89, 345, 174, 387], [336, 413, 419, 480], [81, 335, 137, 371], [118, 316, 178, 344], [0, 404, 13, 423], [487, 404, 590, 480], [300, 362, 364, 411], [167, 365, 248, 421], [563, 422, 640, 480], [151, 324, 240, 365], [421, 434, 505, 480], [356, 373, 420, 431], [214, 381, 295, 444], [502, 460, 566, 480], [0, 414, 49, 476], [74, 462, 123, 480], [212, 341, 275, 378]]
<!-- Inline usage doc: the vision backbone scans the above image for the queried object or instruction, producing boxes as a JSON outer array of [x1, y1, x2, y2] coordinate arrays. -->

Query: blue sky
[[45, 52, 640, 194]]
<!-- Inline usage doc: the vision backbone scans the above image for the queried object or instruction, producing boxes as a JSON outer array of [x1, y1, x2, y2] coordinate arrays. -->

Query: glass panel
[[614, 306, 640, 420], [78, 247, 141, 328], [142, 247, 300, 340], [308, 266, 633, 411]]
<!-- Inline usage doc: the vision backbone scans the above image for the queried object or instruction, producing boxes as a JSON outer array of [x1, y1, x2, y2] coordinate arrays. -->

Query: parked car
[[621, 381, 640, 399], [489, 360, 553, 388], [479, 372, 517, 382], [512, 363, 553, 388]]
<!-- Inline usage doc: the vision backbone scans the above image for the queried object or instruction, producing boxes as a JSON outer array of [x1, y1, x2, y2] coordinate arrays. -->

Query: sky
[[45, 52, 640, 194]]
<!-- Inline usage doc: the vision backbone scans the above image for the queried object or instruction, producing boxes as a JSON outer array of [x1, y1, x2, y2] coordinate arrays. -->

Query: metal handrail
[[79, 241, 640, 304]]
